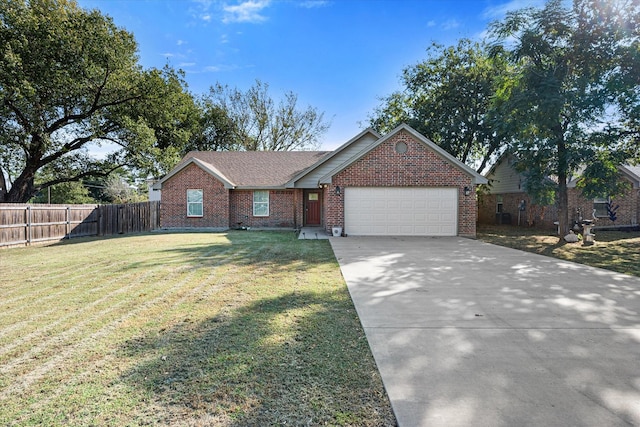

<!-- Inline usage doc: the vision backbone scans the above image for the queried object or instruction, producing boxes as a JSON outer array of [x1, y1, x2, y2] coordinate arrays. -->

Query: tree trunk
[[0, 166, 7, 202], [556, 135, 569, 236], [6, 166, 39, 203], [557, 173, 569, 236]]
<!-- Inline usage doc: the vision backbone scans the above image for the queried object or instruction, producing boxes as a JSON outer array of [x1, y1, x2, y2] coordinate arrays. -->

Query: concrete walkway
[[330, 236, 640, 427], [297, 227, 330, 240]]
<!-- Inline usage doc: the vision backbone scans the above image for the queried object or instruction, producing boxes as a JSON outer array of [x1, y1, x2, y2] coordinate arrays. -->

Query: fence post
[[26, 205, 31, 246], [118, 205, 124, 234], [97, 205, 102, 236], [66, 206, 71, 239]]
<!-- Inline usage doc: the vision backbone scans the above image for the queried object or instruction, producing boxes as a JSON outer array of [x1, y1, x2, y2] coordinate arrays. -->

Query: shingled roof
[[179, 151, 330, 188]]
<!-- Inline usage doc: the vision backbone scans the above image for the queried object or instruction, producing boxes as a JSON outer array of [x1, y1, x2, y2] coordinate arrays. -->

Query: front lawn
[[477, 224, 640, 277], [0, 231, 395, 426]]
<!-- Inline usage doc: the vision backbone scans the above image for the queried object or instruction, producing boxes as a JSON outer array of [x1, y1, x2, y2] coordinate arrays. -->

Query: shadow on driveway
[[331, 236, 640, 427]]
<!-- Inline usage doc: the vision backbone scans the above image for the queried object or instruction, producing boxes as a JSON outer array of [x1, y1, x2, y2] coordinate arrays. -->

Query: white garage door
[[344, 187, 458, 236]]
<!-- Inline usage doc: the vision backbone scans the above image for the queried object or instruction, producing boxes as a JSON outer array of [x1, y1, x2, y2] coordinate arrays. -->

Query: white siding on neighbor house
[[148, 179, 161, 201], [487, 157, 524, 194], [293, 132, 379, 188], [624, 165, 640, 188], [149, 189, 161, 202]]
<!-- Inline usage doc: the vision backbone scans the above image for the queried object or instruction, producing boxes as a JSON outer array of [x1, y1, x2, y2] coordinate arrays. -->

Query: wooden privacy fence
[[0, 201, 160, 248]]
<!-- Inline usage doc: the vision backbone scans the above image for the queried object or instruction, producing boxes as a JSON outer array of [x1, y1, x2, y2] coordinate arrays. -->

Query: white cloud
[[179, 62, 196, 67], [482, 0, 545, 20], [176, 39, 186, 46], [202, 13, 212, 22], [161, 52, 175, 57], [298, 0, 330, 8], [222, 0, 270, 24], [426, 20, 436, 27], [192, 0, 213, 8], [441, 19, 460, 30], [202, 63, 250, 73]]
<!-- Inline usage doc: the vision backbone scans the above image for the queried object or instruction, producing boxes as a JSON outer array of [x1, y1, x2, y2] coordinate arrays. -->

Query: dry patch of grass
[[0, 231, 395, 426], [477, 225, 640, 277]]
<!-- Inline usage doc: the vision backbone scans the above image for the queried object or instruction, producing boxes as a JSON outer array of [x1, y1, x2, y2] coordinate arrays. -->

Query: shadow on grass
[[120, 230, 334, 274], [478, 225, 640, 277], [119, 290, 395, 426]]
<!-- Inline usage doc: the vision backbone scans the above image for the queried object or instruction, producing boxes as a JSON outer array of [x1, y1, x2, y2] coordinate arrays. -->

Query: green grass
[[477, 225, 640, 277], [0, 231, 395, 426]]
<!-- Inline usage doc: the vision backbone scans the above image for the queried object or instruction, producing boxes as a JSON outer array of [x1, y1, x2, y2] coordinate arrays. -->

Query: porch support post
[[293, 189, 298, 229]]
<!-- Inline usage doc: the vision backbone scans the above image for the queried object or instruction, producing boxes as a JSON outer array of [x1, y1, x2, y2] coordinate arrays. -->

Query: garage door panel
[[400, 200, 413, 209], [345, 187, 458, 236], [414, 213, 427, 221]]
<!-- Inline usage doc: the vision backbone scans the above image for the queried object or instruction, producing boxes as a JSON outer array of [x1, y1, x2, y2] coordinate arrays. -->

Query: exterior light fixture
[[335, 185, 341, 195], [464, 186, 471, 196]]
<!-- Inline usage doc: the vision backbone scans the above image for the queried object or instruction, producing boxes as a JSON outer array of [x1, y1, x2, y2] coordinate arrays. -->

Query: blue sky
[[77, 0, 544, 150]]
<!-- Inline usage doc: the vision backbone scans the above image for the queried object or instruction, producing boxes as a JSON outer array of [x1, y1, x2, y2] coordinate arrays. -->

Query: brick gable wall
[[326, 130, 477, 237], [160, 163, 229, 228]]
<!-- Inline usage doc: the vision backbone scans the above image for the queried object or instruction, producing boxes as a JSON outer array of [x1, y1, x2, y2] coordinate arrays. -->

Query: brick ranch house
[[478, 154, 640, 229], [157, 124, 488, 237]]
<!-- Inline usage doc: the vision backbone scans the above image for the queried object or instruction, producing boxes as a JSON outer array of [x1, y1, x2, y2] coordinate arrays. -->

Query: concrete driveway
[[330, 236, 640, 427]]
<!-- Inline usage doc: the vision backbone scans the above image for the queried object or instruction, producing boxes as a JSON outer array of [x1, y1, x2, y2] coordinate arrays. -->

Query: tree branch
[[45, 92, 143, 135], [37, 163, 126, 190], [3, 98, 32, 135]]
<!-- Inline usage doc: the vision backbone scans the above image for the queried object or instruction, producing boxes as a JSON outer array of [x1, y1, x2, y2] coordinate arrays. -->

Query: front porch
[[297, 226, 330, 240]]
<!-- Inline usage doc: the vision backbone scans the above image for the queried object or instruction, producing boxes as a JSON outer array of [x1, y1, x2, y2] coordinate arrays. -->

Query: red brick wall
[[479, 179, 639, 229], [229, 190, 297, 228], [569, 181, 639, 227], [478, 192, 558, 228], [326, 130, 478, 237], [160, 163, 229, 228]]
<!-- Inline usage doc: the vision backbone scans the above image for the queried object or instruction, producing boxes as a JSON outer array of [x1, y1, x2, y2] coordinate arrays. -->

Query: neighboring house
[[147, 179, 161, 202], [157, 124, 488, 237], [478, 154, 640, 228]]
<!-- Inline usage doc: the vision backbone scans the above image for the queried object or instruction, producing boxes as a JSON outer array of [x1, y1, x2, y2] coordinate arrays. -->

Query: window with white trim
[[253, 190, 269, 217], [187, 189, 203, 217], [593, 197, 609, 218]]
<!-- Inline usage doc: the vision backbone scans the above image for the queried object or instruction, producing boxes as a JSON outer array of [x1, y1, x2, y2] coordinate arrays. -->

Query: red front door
[[305, 191, 321, 226]]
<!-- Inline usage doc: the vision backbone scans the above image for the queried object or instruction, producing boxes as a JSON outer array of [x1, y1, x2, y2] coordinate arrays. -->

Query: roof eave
[[286, 128, 382, 187], [620, 165, 640, 188], [157, 157, 236, 189], [232, 185, 290, 190]]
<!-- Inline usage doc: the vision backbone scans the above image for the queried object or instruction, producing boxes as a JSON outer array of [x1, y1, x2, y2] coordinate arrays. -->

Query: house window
[[187, 189, 203, 217], [253, 190, 269, 217], [593, 197, 609, 218], [496, 195, 503, 213]]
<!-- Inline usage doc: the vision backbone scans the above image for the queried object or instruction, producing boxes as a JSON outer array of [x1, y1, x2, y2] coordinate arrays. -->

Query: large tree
[[0, 0, 198, 202], [198, 80, 331, 152], [369, 39, 510, 172], [491, 0, 640, 234]]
